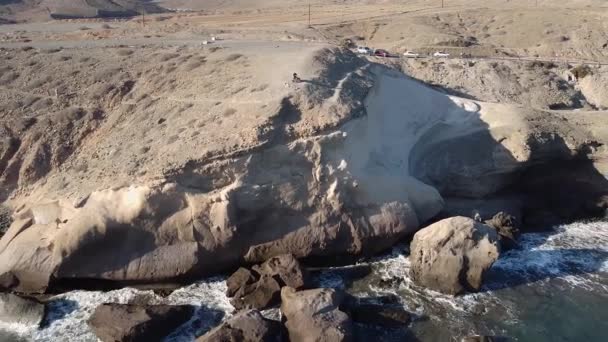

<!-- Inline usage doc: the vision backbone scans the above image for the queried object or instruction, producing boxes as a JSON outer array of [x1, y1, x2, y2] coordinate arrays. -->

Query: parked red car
[[374, 49, 390, 57]]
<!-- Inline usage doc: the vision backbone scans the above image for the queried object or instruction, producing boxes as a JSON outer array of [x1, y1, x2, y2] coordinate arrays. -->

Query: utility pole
[[308, 3, 311, 28], [141, 5, 145, 27], [442, 0, 444, 8]]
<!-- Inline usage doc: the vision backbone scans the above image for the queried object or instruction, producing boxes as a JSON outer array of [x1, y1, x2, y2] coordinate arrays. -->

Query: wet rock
[[484, 211, 520, 249], [252, 254, 309, 289], [281, 287, 353, 342], [88, 303, 194, 342], [348, 304, 411, 328], [0, 293, 45, 326], [231, 274, 282, 310], [410, 216, 501, 295], [342, 295, 411, 328], [228, 254, 310, 310], [197, 309, 282, 342], [226, 268, 258, 297]]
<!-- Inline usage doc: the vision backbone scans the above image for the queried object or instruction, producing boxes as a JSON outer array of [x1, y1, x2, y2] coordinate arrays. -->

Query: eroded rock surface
[[281, 287, 353, 342], [196, 309, 282, 342]]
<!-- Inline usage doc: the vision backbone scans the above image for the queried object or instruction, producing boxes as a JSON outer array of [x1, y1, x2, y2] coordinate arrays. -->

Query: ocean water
[[1, 220, 607, 341]]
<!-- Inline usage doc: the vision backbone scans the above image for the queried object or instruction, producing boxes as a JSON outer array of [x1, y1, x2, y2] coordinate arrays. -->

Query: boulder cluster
[[82, 253, 413, 342]]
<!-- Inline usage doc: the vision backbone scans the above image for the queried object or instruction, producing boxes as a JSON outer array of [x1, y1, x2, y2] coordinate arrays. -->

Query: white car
[[356, 46, 372, 55], [403, 51, 420, 58], [433, 51, 450, 58]]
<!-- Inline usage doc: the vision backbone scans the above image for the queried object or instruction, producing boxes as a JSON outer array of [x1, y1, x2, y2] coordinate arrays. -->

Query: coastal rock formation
[[410, 216, 501, 295], [88, 303, 194, 342], [280, 287, 353, 342], [0, 293, 45, 326], [196, 309, 282, 342], [1, 45, 607, 294]]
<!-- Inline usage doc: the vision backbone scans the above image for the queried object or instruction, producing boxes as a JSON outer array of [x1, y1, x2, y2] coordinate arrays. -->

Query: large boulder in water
[[410, 216, 501, 295], [280, 287, 353, 342], [88, 303, 194, 342], [196, 309, 282, 342]]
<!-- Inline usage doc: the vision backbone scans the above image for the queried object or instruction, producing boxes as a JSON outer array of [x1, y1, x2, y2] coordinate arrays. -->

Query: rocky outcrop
[[484, 212, 520, 249], [280, 287, 353, 342], [87, 303, 194, 342], [0, 293, 45, 326], [229, 254, 310, 310], [196, 309, 282, 342], [410, 217, 501, 295]]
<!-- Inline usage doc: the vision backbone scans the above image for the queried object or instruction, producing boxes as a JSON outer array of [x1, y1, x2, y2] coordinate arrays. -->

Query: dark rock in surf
[[226, 268, 258, 297], [341, 295, 412, 328], [196, 309, 282, 342], [348, 304, 411, 328], [484, 211, 520, 249], [231, 274, 282, 310], [88, 303, 194, 342], [228, 254, 310, 310]]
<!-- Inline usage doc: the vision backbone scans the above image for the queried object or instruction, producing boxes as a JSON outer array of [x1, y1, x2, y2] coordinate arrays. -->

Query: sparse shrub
[[87, 83, 115, 100], [43, 48, 61, 54], [231, 86, 246, 95], [251, 84, 268, 92], [223, 108, 237, 117], [101, 23, 112, 29], [0, 71, 19, 85], [184, 61, 203, 71], [116, 49, 133, 56], [79, 26, 91, 31], [159, 53, 179, 62], [528, 61, 557, 70], [225, 54, 243, 62], [92, 67, 123, 83], [55, 107, 86, 124], [571, 64, 592, 79]]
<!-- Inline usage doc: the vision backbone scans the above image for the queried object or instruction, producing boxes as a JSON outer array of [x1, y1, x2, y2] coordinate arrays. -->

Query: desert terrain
[[1, 0, 608, 341]]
